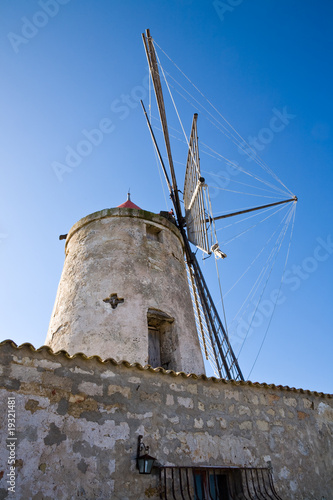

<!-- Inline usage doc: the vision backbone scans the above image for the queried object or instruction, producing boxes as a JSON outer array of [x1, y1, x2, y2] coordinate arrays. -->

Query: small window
[[147, 309, 174, 369], [146, 224, 162, 242], [148, 327, 161, 368]]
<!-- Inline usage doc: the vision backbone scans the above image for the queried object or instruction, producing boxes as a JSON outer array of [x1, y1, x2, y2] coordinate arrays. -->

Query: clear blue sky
[[1, 0, 332, 393]]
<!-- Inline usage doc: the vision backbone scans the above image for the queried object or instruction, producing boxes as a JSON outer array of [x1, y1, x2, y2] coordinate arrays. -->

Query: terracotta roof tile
[[0, 339, 331, 398]]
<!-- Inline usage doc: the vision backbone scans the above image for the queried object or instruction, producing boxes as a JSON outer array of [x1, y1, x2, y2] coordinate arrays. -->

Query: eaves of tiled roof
[[1, 339, 332, 399]]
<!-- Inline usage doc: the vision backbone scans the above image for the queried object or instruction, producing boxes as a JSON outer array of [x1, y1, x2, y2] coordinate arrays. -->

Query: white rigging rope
[[154, 56, 286, 196], [154, 41, 294, 197], [231, 203, 294, 326], [154, 48, 200, 175], [208, 185, 284, 199], [219, 203, 290, 244], [223, 205, 293, 298], [220, 204, 286, 232], [202, 170, 285, 197], [200, 142, 291, 197], [147, 38, 298, 382], [234, 203, 295, 360], [247, 203, 297, 379], [204, 185, 230, 338], [150, 111, 291, 198]]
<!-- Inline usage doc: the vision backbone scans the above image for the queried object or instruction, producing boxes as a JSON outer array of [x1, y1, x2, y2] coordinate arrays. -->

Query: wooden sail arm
[[142, 29, 182, 225], [141, 29, 244, 382], [207, 196, 297, 223]]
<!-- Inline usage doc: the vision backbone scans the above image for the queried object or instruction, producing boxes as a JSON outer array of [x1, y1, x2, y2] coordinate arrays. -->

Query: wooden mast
[[141, 28, 244, 381]]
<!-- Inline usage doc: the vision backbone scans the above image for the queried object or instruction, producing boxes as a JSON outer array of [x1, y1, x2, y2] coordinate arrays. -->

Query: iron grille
[[159, 466, 283, 500]]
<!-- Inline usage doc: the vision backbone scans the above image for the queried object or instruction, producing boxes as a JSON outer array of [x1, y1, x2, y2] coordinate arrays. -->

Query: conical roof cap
[[117, 193, 141, 210]]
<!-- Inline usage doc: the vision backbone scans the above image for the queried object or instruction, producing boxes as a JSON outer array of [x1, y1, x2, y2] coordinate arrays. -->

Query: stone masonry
[[45, 207, 205, 375], [0, 340, 332, 499]]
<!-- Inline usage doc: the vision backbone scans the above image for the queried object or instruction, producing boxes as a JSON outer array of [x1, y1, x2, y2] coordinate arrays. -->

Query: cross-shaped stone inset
[[103, 293, 124, 310]]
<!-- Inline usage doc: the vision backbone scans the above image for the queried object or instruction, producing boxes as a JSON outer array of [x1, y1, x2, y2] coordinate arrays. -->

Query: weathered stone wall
[[45, 207, 205, 375], [0, 340, 332, 500]]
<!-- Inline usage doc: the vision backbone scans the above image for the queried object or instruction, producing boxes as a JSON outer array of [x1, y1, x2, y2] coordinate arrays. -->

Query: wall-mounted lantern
[[137, 435, 156, 474]]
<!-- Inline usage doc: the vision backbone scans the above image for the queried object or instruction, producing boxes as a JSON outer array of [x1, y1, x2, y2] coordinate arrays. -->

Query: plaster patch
[[225, 390, 239, 401], [238, 405, 251, 416], [284, 397, 297, 407], [166, 394, 174, 406], [108, 385, 130, 398], [78, 381, 103, 396], [256, 420, 269, 431], [290, 480, 298, 492], [279, 466, 290, 479], [70, 366, 94, 375], [163, 415, 179, 424], [13, 355, 35, 366], [11, 364, 41, 383], [303, 398, 314, 409], [108, 459, 116, 474], [177, 397, 193, 409], [36, 359, 62, 370], [187, 384, 198, 395], [128, 377, 141, 384], [100, 370, 116, 379], [127, 412, 153, 419], [249, 394, 259, 405], [69, 394, 86, 403], [140, 391, 161, 403], [194, 418, 204, 429], [216, 417, 227, 429], [203, 386, 220, 398], [170, 383, 185, 392], [239, 421, 252, 431]]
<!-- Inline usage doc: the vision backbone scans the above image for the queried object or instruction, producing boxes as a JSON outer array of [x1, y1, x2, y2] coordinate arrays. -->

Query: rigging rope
[[208, 184, 283, 199], [220, 204, 286, 231], [235, 204, 295, 360], [202, 170, 285, 197], [223, 205, 294, 298], [204, 185, 230, 339], [147, 38, 298, 382], [154, 41, 294, 197], [231, 203, 294, 326], [247, 203, 297, 379], [151, 111, 291, 198], [219, 203, 290, 244], [154, 48, 200, 175], [200, 142, 291, 197]]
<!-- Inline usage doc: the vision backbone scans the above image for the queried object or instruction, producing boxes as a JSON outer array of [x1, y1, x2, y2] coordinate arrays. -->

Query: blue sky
[[1, 0, 332, 393]]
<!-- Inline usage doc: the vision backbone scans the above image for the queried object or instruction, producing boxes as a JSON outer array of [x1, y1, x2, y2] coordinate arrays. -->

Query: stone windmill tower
[[45, 195, 205, 375]]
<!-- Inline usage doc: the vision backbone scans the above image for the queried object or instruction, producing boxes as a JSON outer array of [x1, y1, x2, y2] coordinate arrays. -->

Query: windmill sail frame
[[183, 114, 211, 255], [142, 29, 245, 381]]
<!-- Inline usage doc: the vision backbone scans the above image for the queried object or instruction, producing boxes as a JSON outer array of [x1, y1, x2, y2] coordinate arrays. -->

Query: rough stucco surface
[[45, 208, 205, 375], [0, 341, 332, 500]]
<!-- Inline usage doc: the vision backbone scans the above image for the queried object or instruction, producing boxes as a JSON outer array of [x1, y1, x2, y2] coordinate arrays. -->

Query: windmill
[[141, 29, 297, 381]]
